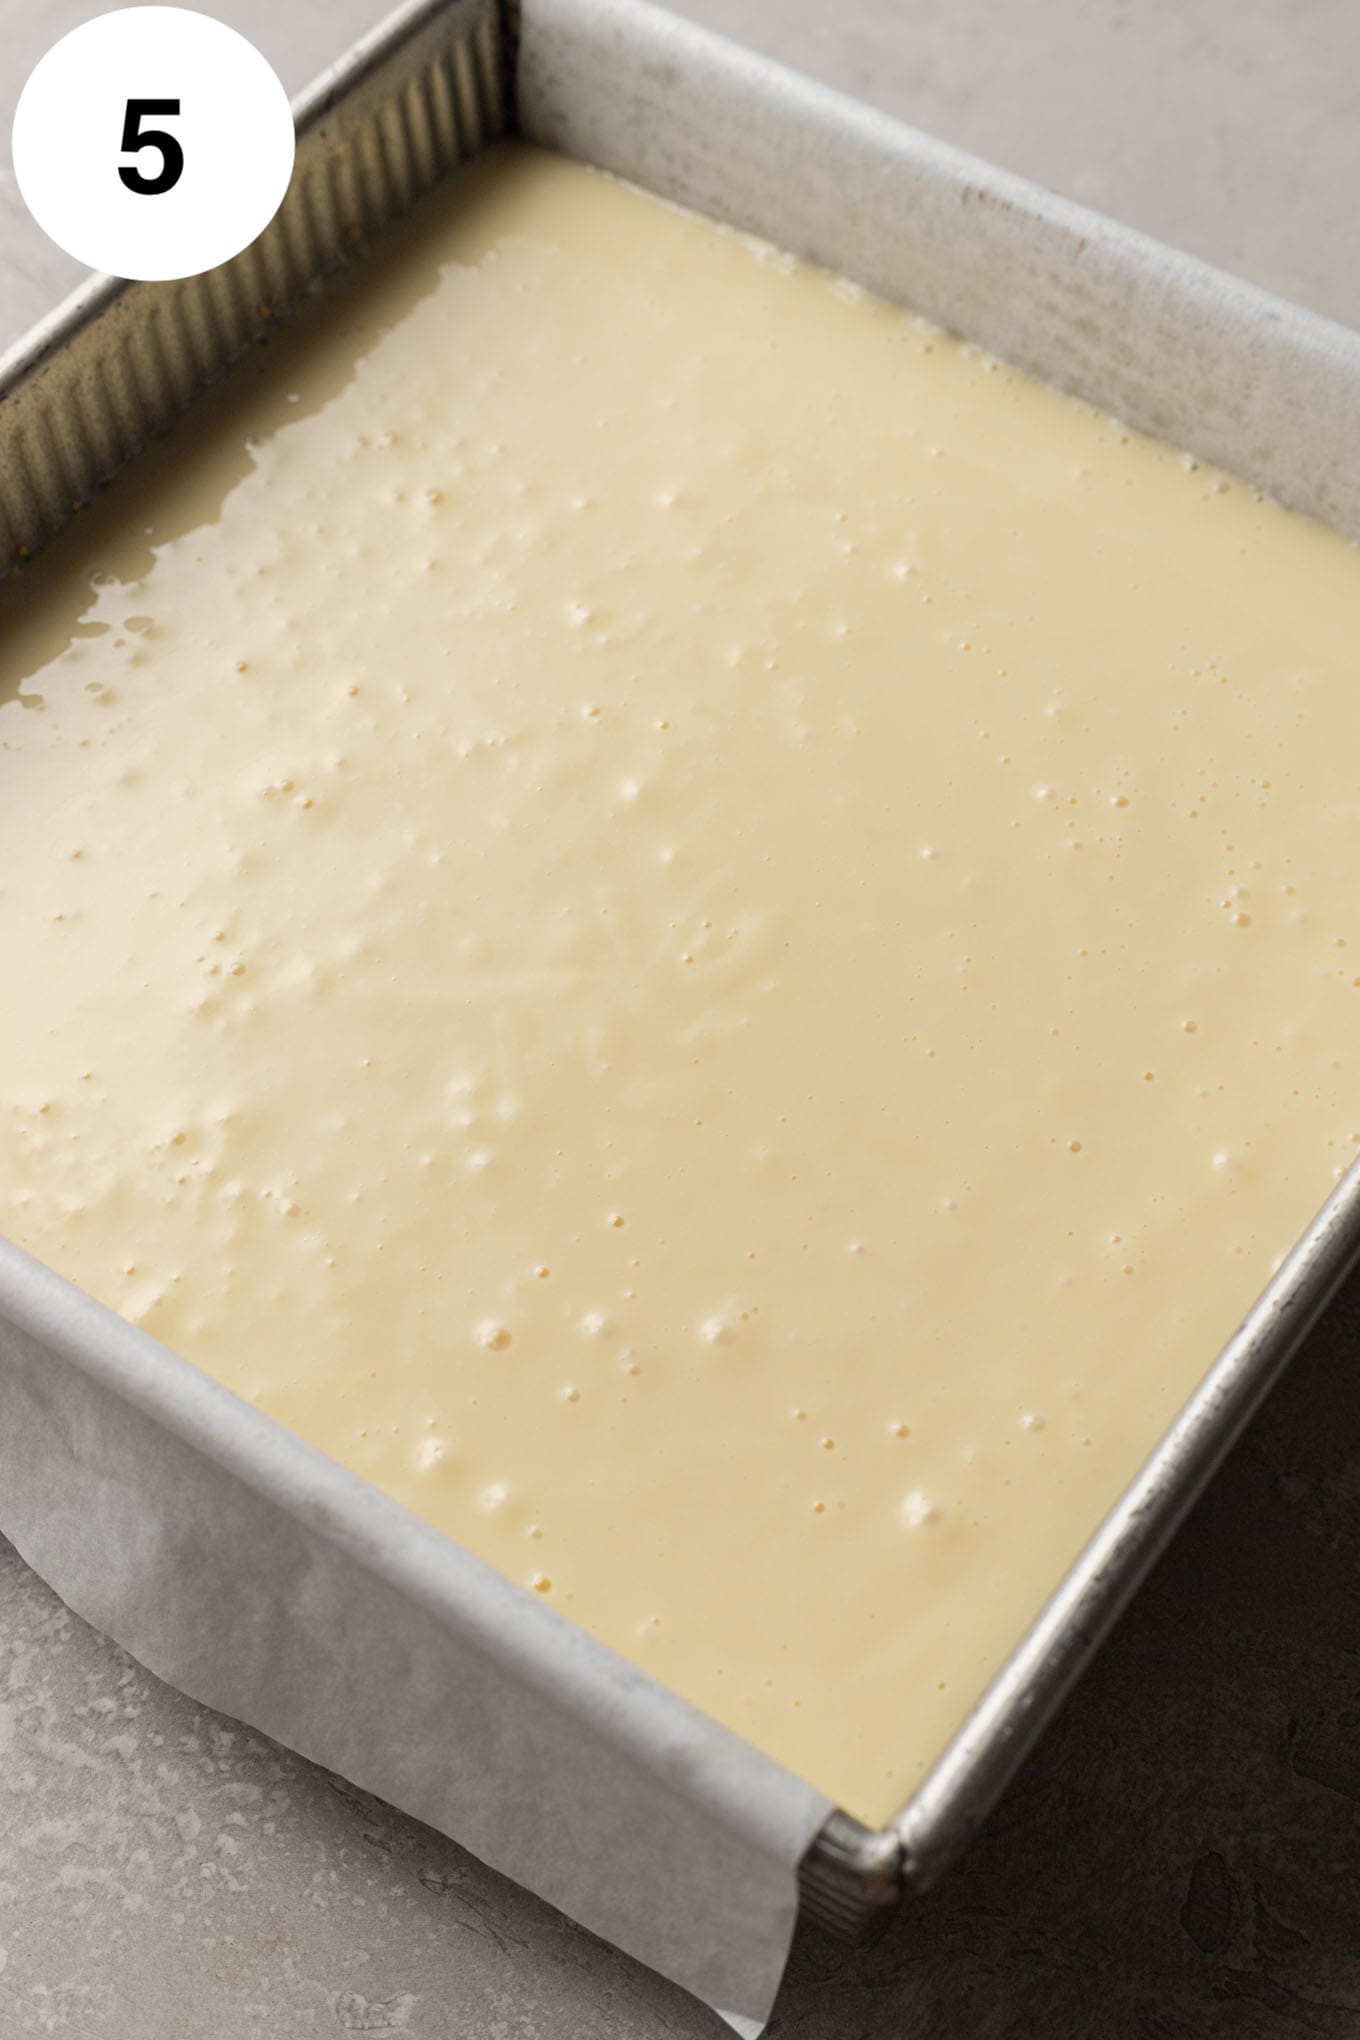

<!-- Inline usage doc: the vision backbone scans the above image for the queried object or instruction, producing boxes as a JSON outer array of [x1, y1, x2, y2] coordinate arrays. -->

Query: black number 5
[[117, 99, 184, 195]]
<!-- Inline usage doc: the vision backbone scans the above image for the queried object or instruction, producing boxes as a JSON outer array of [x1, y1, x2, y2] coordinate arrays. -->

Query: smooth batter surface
[[4, 144, 1360, 1823]]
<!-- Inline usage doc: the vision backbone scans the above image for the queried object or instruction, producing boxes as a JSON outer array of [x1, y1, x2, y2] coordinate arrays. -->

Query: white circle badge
[[11, 7, 295, 282]]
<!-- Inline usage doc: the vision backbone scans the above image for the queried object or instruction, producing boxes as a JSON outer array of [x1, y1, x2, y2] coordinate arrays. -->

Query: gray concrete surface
[[3, 3, 1360, 2035]]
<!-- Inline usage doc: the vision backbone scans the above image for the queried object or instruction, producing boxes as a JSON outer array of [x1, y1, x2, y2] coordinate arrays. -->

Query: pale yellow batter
[[4, 144, 1360, 1823]]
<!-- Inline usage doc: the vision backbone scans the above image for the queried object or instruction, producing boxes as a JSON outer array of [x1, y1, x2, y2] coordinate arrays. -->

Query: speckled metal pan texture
[[4, 0, 1360, 2016], [0, 0, 506, 566]]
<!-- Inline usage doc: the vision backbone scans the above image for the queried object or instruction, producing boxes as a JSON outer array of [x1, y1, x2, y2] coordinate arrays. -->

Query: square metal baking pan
[[5, 0, 1360, 2000]]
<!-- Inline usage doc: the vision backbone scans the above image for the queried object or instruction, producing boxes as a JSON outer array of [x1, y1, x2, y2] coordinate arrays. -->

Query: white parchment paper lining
[[8, 0, 1360, 2029], [0, 1246, 830, 2033]]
